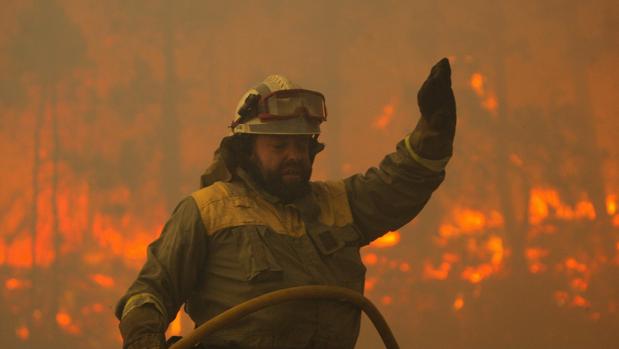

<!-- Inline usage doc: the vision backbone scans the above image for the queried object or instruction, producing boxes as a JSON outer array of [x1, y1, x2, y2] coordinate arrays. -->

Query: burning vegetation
[[1, 1, 618, 349]]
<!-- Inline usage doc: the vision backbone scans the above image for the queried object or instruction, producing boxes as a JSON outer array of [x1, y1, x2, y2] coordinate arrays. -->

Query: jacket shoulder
[[190, 181, 250, 234], [191, 181, 242, 208]]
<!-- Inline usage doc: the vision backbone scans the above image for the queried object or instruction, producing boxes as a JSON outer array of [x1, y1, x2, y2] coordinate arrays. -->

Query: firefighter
[[116, 58, 456, 349]]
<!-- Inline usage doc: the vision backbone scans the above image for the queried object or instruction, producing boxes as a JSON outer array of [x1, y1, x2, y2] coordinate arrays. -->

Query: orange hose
[[169, 285, 399, 349]]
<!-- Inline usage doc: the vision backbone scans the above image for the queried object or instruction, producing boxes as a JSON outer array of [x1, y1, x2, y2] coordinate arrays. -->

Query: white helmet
[[231, 74, 327, 135]]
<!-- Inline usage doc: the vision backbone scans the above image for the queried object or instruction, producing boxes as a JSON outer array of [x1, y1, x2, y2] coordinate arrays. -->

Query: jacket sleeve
[[344, 135, 446, 244], [115, 196, 208, 324]]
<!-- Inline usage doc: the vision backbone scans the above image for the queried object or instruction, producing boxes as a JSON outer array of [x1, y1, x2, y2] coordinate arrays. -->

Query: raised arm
[[345, 58, 456, 243]]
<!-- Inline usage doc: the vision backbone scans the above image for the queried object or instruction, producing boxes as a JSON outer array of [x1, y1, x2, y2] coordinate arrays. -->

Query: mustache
[[278, 160, 308, 174]]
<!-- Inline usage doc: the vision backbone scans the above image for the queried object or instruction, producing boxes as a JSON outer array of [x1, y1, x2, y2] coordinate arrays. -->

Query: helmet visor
[[259, 89, 327, 122]]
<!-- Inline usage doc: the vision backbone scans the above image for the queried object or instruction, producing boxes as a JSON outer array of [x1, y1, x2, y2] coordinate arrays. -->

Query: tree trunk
[[29, 82, 47, 345], [49, 84, 62, 339], [161, 0, 181, 211], [562, 3, 614, 257]]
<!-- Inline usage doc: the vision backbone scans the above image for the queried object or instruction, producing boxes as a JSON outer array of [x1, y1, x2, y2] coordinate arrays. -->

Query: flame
[[399, 262, 411, 272], [453, 295, 464, 311], [6, 235, 34, 268], [525, 247, 549, 274], [470, 73, 485, 96], [439, 209, 504, 239], [16, 326, 29, 340], [607, 194, 617, 215], [81, 303, 106, 315], [167, 311, 183, 337], [89, 274, 115, 288], [372, 100, 397, 129], [422, 253, 462, 281], [455, 209, 486, 231], [526, 247, 549, 260], [461, 264, 494, 284], [487, 235, 504, 266], [528, 263, 546, 274], [370, 231, 401, 248], [570, 278, 588, 292], [56, 312, 72, 327], [482, 94, 498, 113], [365, 277, 378, 292], [423, 260, 451, 280], [362, 252, 378, 266], [5, 278, 31, 290], [2, 181, 92, 269], [0, 6, 616, 345], [91, 211, 163, 269], [56, 311, 81, 335], [565, 257, 588, 273], [469, 72, 498, 114], [571, 295, 590, 308], [529, 188, 597, 225]]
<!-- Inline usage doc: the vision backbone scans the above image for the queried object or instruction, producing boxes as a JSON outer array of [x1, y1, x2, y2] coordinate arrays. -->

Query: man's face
[[249, 134, 313, 201]]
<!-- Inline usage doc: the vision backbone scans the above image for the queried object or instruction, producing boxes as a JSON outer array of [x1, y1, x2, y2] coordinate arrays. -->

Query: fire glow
[[529, 188, 596, 225], [372, 100, 398, 130], [469, 72, 498, 114], [1, 3, 618, 347], [370, 231, 401, 248]]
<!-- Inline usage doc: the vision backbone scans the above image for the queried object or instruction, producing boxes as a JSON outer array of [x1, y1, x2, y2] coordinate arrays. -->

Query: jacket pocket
[[314, 225, 367, 286], [238, 226, 284, 283]]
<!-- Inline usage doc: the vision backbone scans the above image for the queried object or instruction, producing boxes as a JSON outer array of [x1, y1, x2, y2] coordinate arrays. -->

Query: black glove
[[119, 304, 167, 349], [410, 57, 457, 160]]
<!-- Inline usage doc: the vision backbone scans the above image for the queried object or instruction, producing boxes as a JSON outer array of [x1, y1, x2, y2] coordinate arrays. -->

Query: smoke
[[1, 0, 618, 348]]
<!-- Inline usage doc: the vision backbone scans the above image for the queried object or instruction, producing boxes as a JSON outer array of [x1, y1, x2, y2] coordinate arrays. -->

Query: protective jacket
[[116, 137, 445, 349]]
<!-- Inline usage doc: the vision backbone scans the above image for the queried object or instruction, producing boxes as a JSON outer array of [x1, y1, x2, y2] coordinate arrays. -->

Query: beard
[[243, 157, 312, 203]]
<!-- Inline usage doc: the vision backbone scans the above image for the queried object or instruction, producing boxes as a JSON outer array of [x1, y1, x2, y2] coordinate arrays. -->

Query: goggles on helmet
[[257, 89, 327, 123]]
